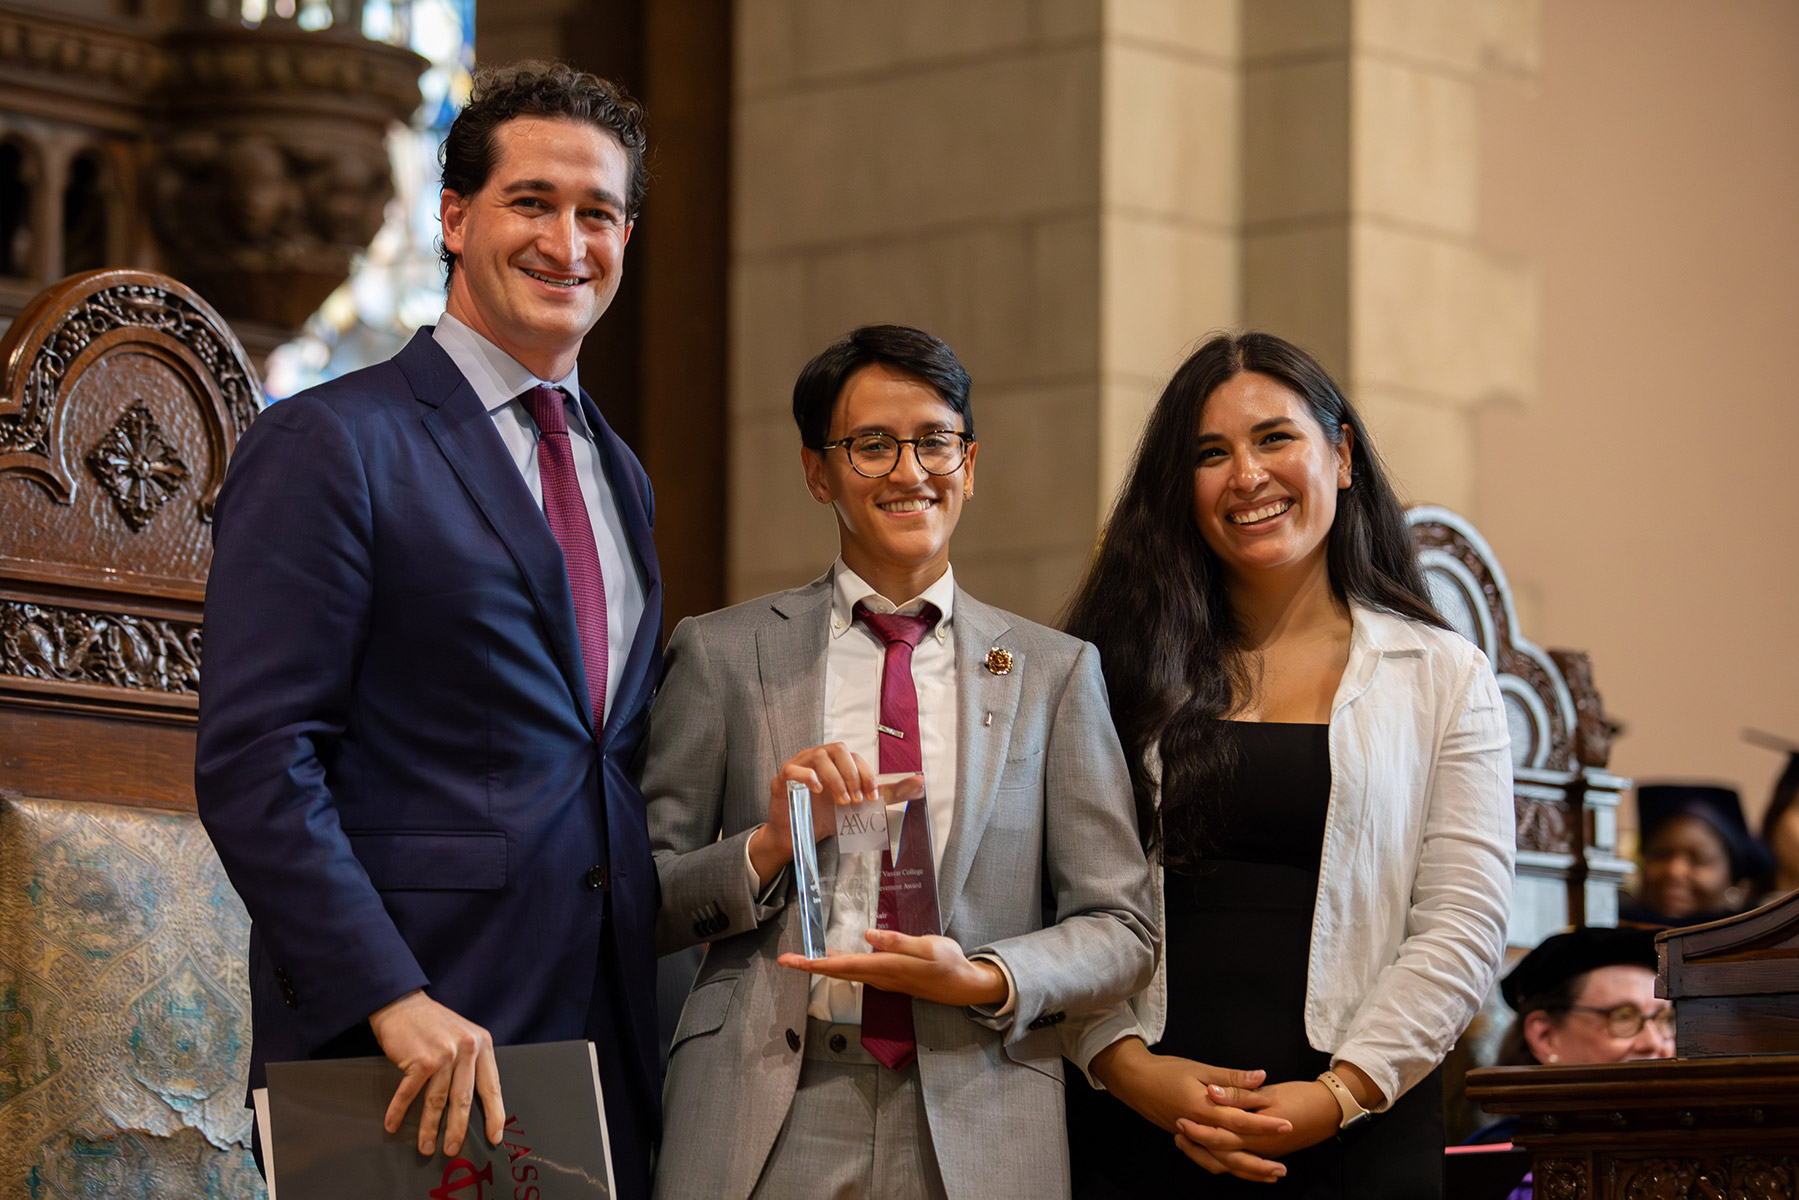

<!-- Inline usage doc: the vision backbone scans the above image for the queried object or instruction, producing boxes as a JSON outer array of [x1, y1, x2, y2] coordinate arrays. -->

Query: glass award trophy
[[786, 779, 829, 960], [788, 772, 943, 961], [869, 772, 941, 938]]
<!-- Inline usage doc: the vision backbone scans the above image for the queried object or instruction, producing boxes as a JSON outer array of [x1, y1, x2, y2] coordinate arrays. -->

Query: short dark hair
[[791, 325, 974, 448], [438, 59, 648, 281]]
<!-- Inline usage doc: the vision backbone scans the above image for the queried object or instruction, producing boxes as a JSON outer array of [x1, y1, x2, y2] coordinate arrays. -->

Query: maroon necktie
[[526, 386, 608, 732], [853, 601, 942, 1071]]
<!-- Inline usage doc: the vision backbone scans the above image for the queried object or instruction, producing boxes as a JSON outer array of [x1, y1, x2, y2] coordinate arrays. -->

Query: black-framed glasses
[[1558, 1003, 1676, 1039], [817, 430, 973, 478]]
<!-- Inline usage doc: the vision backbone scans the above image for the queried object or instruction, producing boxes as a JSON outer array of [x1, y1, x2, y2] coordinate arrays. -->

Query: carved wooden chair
[[0, 269, 263, 1196], [1406, 505, 1635, 1144]]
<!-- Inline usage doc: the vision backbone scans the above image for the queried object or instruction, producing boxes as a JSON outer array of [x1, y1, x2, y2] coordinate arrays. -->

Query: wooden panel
[[0, 707, 196, 811], [1678, 997, 1799, 1058], [1469, 1057, 1799, 1200]]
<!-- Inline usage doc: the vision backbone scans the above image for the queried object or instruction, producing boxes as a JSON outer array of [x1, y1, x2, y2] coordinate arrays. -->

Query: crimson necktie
[[853, 601, 942, 1071], [526, 386, 609, 732]]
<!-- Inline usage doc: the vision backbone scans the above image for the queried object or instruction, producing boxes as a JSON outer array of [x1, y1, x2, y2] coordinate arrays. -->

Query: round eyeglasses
[[817, 430, 973, 478], [1559, 1003, 1677, 1039]]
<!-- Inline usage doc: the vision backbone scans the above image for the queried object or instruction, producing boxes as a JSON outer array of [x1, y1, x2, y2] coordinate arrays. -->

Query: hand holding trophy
[[776, 770, 1007, 1009], [746, 742, 878, 889]]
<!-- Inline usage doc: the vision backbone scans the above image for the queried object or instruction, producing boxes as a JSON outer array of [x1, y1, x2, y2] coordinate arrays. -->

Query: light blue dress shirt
[[432, 313, 648, 726]]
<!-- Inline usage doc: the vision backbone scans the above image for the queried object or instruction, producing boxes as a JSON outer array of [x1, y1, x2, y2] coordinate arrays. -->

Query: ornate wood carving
[[1, 272, 257, 521], [1518, 794, 1578, 854], [0, 269, 259, 727], [0, 10, 422, 341], [86, 402, 193, 531], [0, 601, 201, 697], [1540, 1158, 1591, 1200], [151, 25, 421, 331], [1406, 505, 1630, 939], [1551, 647, 1618, 769], [1408, 505, 1576, 772], [1470, 1056, 1799, 1200]]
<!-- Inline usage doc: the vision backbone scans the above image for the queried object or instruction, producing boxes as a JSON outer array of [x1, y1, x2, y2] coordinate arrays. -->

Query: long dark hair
[[1063, 331, 1444, 864]]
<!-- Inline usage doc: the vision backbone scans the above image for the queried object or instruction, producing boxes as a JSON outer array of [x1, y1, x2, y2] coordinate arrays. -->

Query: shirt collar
[[432, 312, 590, 436], [829, 558, 956, 643]]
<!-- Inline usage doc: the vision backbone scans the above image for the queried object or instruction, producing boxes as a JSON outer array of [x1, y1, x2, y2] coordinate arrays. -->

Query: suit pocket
[[671, 974, 739, 1052], [347, 830, 508, 891]]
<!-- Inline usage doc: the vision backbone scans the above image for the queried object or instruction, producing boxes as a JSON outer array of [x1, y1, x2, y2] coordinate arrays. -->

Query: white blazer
[[1065, 605, 1515, 1108]]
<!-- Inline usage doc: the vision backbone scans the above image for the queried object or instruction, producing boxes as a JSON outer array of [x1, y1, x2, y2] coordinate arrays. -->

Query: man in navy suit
[[195, 61, 663, 1195]]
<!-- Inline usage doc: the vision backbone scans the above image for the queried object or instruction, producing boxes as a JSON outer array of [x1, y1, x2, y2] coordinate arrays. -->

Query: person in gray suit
[[644, 325, 1157, 1199]]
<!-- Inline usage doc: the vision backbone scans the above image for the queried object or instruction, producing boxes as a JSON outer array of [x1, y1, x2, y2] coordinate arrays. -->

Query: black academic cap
[[1636, 782, 1774, 881], [1501, 925, 1658, 1012]]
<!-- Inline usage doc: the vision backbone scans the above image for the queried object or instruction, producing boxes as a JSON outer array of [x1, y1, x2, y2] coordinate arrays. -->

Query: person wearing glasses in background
[[1467, 926, 1675, 1198], [641, 324, 1158, 1199]]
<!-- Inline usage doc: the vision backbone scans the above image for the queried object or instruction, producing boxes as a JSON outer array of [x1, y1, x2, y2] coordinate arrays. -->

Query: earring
[[1547, 1053, 1559, 1064], [962, 488, 972, 500]]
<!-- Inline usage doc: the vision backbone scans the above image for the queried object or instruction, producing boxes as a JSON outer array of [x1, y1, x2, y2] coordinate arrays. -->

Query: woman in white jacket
[[1061, 331, 1514, 1198]]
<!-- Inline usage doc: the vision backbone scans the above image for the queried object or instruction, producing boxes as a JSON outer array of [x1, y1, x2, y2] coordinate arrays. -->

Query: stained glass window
[[260, 0, 475, 399]]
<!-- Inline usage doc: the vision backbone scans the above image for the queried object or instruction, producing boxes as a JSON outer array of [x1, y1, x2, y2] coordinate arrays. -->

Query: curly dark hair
[[1062, 331, 1444, 865], [438, 59, 649, 282]]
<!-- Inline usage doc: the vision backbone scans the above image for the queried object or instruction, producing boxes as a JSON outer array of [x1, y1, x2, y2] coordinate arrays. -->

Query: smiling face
[[801, 363, 977, 603], [1191, 371, 1353, 587], [440, 115, 633, 380], [1641, 814, 1737, 918], [1524, 965, 1675, 1065]]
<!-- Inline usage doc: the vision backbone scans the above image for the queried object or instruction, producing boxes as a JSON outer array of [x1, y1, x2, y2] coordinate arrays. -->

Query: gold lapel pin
[[984, 647, 1013, 676]]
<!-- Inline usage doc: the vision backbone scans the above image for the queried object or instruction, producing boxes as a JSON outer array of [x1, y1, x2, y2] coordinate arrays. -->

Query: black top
[[1068, 721, 1445, 1199]]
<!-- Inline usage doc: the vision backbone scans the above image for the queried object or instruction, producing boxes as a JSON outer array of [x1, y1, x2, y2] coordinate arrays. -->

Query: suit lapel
[[757, 578, 835, 884], [401, 332, 596, 736], [938, 589, 1021, 927], [582, 392, 663, 748]]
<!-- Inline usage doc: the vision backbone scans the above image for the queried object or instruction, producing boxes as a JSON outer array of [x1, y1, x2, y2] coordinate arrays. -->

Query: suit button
[[585, 865, 609, 890], [785, 1028, 801, 1052], [829, 1033, 847, 1053]]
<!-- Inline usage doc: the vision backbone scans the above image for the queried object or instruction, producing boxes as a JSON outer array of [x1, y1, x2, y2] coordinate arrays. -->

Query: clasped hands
[[1092, 1038, 1366, 1183], [749, 742, 1008, 1009]]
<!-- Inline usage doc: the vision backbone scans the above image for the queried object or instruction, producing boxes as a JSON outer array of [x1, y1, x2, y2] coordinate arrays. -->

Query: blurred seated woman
[[1621, 784, 1772, 927], [1468, 926, 1673, 1152], [1467, 926, 1675, 1200], [1061, 331, 1515, 1198]]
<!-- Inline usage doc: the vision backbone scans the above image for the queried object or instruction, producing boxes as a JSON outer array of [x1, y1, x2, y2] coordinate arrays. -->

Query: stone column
[[729, 0, 1240, 621], [1241, 0, 1539, 514], [729, 0, 1539, 617]]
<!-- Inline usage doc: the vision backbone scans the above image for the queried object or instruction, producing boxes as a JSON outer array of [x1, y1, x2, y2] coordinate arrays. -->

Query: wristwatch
[[1316, 1069, 1373, 1131]]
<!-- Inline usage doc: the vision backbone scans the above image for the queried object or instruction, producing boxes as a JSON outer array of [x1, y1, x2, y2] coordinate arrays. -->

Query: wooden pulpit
[[0, 270, 264, 1196], [1467, 889, 1799, 1198]]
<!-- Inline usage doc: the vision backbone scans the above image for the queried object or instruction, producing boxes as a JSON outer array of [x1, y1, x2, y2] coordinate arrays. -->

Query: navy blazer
[[196, 330, 663, 1178]]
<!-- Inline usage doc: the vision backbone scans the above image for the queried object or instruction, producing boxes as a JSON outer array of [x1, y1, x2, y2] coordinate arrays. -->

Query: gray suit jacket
[[645, 574, 1156, 1199]]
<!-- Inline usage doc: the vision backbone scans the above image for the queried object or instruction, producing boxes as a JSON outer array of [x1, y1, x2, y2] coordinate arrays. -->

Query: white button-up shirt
[[432, 314, 647, 726], [810, 560, 960, 1023], [1062, 605, 1514, 1108]]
